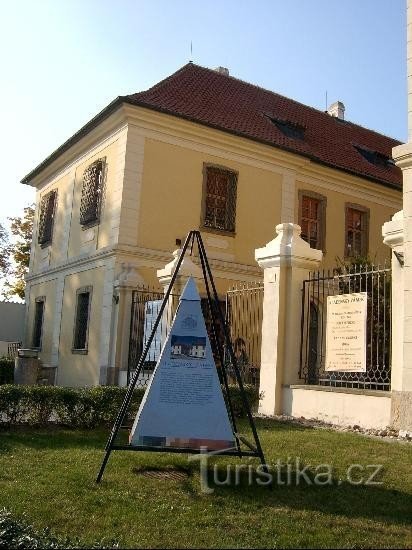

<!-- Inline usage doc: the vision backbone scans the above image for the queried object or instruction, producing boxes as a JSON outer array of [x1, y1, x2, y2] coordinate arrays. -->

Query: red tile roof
[[22, 63, 402, 190], [126, 63, 402, 190]]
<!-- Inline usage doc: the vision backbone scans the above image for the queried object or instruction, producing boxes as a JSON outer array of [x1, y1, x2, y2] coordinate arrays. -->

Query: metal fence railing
[[225, 282, 264, 387], [299, 263, 391, 391], [127, 281, 264, 389]]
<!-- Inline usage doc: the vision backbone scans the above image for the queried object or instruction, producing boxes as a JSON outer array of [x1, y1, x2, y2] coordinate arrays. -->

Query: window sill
[[39, 242, 52, 249], [200, 226, 236, 238], [80, 220, 100, 231], [71, 349, 88, 355]]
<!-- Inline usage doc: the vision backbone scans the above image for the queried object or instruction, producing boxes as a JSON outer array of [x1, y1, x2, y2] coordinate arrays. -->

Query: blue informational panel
[[129, 278, 235, 451]]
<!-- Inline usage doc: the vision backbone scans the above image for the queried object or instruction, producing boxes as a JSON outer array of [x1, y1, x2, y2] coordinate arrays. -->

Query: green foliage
[[0, 384, 259, 428], [0, 357, 14, 385], [0, 508, 119, 548], [2, 204, 34, 300], [0, 385, 145, 428], [0, 223, 10, 278]]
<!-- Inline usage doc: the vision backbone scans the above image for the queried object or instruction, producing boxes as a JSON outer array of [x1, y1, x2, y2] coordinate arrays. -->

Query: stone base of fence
[[390, 390, 412, 430], [282, 385, 392, 430]]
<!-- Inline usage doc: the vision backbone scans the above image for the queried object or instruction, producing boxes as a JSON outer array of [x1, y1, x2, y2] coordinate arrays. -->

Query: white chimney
[[327, 101, 345, 120], [215, 66, 229, 76]]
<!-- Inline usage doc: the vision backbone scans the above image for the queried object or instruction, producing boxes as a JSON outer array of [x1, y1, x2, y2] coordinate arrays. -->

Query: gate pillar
[[255, 223, 322, 415], [157, 248, 203, 297], [113, 263, 145, 387]]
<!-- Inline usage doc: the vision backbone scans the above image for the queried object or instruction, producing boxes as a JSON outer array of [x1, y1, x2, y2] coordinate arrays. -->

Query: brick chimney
[[327, 101, 345, 120], [215, 66, 229, 76]]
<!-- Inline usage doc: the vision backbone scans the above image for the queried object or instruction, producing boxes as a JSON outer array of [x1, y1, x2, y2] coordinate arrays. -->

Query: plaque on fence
[[325, 292, 367, 372]]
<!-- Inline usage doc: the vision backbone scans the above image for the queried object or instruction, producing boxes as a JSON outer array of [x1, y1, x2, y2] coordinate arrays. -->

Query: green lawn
[[0, 420, 411, 548]]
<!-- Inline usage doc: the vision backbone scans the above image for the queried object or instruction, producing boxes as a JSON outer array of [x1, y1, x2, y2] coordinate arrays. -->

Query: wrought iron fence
[[127, 281, 264, 389], [127, 287, 179, 387], [299, 263, 391, 391], [7, 342, 21, 358], [225, 281, 264, 386]]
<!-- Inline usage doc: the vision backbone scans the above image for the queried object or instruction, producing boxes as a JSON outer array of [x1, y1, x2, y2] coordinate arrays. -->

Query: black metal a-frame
[[96, 230, 268, 483]]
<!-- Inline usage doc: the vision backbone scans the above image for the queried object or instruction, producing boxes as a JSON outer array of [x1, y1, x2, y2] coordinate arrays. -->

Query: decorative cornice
[[26, 243, 261, 284]]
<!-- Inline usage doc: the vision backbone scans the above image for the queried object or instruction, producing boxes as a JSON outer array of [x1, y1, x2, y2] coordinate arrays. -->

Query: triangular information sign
[[96, 230, 268, 484], [129, 277, 236, 451]]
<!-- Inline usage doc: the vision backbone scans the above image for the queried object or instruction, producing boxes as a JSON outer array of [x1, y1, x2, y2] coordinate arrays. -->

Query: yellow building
[[21, 63, 402, 387]]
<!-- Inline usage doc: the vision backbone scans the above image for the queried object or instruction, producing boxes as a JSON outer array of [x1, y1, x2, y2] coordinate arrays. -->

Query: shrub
[[0, 357, 14, 385], [0, 508, 119, 548], [0, 383, 259, 428]]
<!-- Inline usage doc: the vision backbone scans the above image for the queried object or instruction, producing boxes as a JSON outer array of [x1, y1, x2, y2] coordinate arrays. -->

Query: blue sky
[[0, 0, 407, 225]]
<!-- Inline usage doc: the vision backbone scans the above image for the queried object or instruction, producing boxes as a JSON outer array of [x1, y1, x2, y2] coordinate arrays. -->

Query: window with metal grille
[[32, 297, 45, 349], [80, 159, 104, 227], [345, 205, 369, 258], [38, 190, 57, 246], [202, 165, 238, 233], [72, 287, 92, 352], [299, 191, 326, 251]]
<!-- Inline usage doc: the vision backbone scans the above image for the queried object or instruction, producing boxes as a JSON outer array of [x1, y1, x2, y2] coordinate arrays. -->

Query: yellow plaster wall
[[25, 279, 57, 364], [68, 140, 121, 257], [295, 181, 399, 267], [32, 174, 71, 272], [57, 267, 104, 387], [137, 139, 283, 266]]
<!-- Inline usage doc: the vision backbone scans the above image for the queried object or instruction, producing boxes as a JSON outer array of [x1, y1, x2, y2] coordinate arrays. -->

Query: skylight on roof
[[354, 145, 393, 168], [270, 118, 305, 140]]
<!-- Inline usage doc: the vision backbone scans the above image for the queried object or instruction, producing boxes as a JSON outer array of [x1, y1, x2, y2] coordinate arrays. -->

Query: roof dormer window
[[270, 118, 305, 140], [354, 145, 393, 168]]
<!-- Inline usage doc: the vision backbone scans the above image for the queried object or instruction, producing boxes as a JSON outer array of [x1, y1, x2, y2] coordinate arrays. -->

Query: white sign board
[[129, 277, 235, 451], [325, 292, 367, 372]]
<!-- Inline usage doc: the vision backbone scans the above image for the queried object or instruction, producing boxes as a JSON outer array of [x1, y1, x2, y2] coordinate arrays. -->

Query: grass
[[0, 419, 411, 548]]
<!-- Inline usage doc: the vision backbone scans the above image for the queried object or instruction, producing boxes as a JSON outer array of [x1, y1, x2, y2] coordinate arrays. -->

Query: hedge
[[0, 508, 118, 548], [0, 357, 14, 385], [0, 384, 259, 428]]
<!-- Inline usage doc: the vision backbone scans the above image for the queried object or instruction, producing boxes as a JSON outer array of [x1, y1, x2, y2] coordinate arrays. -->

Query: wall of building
[[56, 266, 105, 387], [137, 138, 283, 267], [24, 279, 57, 364], [29, 125, 127, 276], [295, 180, 399, 267]]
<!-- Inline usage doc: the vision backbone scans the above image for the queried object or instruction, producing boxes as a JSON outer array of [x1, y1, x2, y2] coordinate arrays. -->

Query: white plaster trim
[[297, 171, 402, 210], [126, 107, 401, 207], [26, 243, 261, 284], [281, 171, 296, 222]]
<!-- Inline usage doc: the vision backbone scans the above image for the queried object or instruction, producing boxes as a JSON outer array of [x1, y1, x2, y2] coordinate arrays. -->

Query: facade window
[[345, 204, 369, 258], [299, 191, 326, 251], [72, 287, 92, 353], [38, 190, 57, 246], [202, 165, 238, 233], [80, 159, 105, 227], [32, 297, 45, 349]]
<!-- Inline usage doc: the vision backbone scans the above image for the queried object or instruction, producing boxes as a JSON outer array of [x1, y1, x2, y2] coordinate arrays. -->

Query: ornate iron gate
[[299, 263, 391, 390]]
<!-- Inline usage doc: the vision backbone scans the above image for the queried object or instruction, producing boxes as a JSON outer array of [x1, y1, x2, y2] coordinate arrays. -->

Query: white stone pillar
[[112, 263, 145, 387], [157, 248, 203, 295], [382, 212, 404, 392], [255, 223, 322, 415]]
